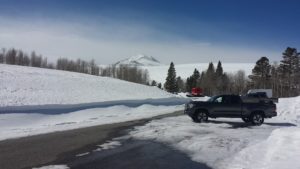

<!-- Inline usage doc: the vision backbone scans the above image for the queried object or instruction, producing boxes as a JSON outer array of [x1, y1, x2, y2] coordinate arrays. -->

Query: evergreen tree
[[164, 62, 178, 93], [186, 77, 192, 92], [279, 47, 300, 96], [249, 56, 271, 89], [191, 68, 200, 88], [185, 69, 200, 92], [176, 76, 185, 92], [151, 80, 157, 86], [215, 61, 224, 94], [205, 62, 216, 95], [17, 50, 24, 65], [5, 48, 17, 65], [157, 83, 162, 89], [216, 61, 223, 77], [0, 51, 4, 63]]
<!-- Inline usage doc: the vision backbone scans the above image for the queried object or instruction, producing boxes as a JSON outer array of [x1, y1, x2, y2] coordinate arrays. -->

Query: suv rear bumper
[[265, 111, 277, 118]]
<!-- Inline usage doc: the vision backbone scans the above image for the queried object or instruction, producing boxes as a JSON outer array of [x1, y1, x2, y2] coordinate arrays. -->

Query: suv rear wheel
[[194, 111, 208, 123], [251, 113, 264, 126]]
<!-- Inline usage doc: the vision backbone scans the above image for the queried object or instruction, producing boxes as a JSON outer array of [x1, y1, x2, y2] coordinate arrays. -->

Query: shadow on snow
[[0, 97, 189, 115], [208, 119, 297, 129]]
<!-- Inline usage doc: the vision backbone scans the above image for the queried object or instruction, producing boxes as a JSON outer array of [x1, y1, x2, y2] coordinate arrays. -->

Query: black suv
[[184, 94, 277, 125]]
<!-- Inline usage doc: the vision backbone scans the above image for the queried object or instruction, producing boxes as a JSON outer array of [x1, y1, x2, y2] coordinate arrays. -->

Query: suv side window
[[230, 95, 241, 104], [223, 96, 231, 104], [214, 96, 223, 103], [214, 96, 231, 103]]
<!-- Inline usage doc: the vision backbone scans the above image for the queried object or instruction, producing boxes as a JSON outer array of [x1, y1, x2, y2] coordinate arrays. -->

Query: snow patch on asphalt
[[33, 165, 69, 169], [94, 141, 122, 152], [75, 152, 90, 157]]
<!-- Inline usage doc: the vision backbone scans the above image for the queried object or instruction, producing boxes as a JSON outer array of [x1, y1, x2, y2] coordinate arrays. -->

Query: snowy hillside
[[114, 54, 163, 66], [143, 63, 254, 83], [0, 64, 174, 107]]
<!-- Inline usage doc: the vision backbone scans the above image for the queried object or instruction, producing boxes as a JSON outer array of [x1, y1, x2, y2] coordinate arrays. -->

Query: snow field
[[0, 64, 173, 107]]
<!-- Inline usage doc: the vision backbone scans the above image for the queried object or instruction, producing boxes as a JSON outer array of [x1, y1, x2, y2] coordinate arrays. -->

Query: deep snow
[[0, 64, 174, 107]]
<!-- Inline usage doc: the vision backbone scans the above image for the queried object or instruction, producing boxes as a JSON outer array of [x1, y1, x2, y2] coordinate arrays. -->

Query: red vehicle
[[187, 87, 204, 97]]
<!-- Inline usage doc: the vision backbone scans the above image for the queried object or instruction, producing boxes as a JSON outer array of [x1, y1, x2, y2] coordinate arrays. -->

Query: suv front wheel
[[193, 111, 208, 123]]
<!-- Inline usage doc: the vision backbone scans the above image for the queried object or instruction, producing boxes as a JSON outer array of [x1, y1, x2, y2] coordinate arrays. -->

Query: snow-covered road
[[130, 116, 298, 169], [129, 96, 300, 169]]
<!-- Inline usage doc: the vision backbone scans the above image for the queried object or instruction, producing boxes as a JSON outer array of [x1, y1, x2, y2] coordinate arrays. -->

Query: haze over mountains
[[113, 54, 254, 83]]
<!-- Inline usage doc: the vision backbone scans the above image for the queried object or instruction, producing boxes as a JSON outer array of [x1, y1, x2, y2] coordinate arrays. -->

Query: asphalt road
[[66, 140, 211, 169], [0, 111, 211, 169]]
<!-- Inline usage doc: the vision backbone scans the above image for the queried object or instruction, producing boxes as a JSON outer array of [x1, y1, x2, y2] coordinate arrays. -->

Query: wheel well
[[251, 111, 265, 117], [195, 109, 209, 115]]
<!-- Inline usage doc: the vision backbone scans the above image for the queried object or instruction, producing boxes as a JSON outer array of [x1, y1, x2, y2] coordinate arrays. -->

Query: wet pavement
[[66, 139, 211, 169]]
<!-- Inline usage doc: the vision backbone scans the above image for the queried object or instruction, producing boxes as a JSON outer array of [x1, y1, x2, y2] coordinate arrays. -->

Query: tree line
[[164, 61, 248, 96], [249, 47, 300, 97], [100, 64, 150, 85], [164, 47, 300, 97], [0, 48, 150, 85]]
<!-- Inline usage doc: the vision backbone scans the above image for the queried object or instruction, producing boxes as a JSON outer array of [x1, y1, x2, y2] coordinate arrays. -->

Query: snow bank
[[0, 104, 183, 141], [0, 64, 174, 107], [224, 127, 300, 169], [0, 97, 188, 114], [276, 96, 300, 124]]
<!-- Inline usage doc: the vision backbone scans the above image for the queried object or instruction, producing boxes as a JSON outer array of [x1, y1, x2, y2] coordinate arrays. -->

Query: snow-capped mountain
[[114, 54, 163, 66]]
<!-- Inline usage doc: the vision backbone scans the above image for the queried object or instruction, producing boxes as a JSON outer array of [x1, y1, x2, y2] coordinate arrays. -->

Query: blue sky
[[0, 0, 299, 64]]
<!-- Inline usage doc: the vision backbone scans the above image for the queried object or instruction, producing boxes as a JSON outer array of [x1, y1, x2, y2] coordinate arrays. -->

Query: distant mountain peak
[[114, 54, 163, 66]]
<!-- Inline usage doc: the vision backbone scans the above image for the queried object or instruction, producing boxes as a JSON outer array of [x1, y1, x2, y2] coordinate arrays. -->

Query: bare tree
[[233, 70, 247, 94]]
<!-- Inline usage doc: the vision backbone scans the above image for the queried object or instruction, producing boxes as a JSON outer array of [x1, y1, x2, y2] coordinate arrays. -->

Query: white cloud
[[0, 16, 280, 64]]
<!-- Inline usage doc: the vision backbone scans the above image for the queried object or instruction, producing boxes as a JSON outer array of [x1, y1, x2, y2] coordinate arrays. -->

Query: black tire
[[193, 111, 209, 123], [250, 112, 264, 126], [242, 117, 251, 123]]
